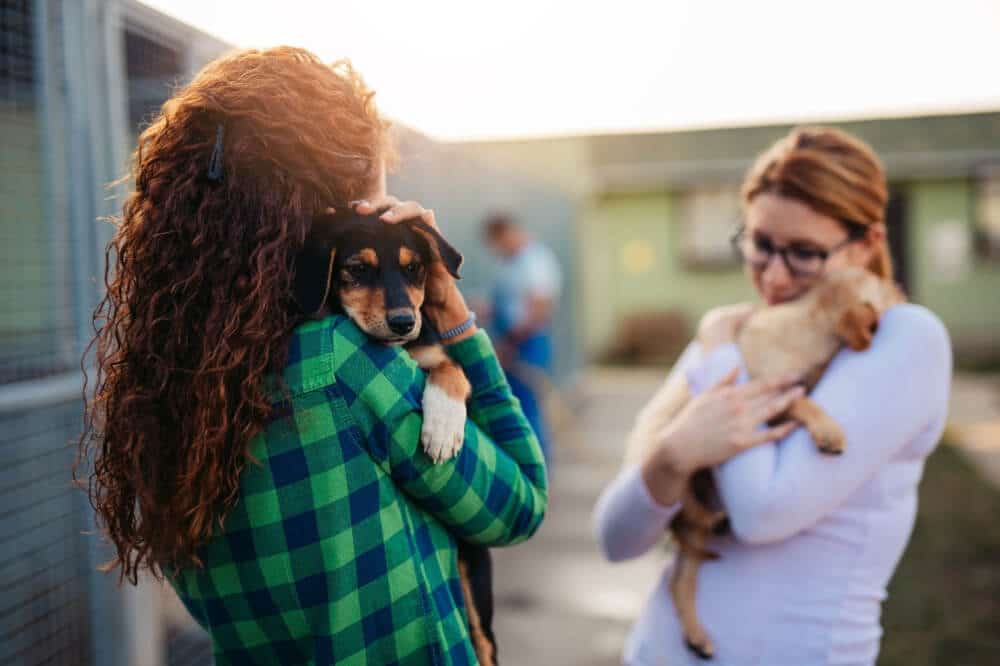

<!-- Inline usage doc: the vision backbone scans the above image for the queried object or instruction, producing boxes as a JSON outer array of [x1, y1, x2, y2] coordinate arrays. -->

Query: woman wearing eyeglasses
[[594, 127, 951, 665]]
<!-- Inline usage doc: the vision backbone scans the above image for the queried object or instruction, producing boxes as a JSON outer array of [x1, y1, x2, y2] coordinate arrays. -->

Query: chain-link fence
[[1, 2, 227, 664], [0, 2, 94, 664], [0, 0, 77, 385]]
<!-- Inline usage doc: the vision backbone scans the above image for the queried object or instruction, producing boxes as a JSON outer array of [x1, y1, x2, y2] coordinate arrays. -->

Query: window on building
[[974, 165, 1000, 262], [678, 186, 742, 270]]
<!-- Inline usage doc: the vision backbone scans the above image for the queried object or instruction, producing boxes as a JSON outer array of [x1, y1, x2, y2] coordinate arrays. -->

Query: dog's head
[[293, 208, 462, 345], [814, 266, 906, 351]]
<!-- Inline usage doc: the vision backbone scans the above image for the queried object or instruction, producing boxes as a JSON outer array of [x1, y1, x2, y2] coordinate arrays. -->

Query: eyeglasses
[[730, 223, 868, 278]]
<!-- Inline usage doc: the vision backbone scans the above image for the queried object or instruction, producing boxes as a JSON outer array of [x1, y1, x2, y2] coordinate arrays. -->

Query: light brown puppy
[[623, 266, 905, 659]]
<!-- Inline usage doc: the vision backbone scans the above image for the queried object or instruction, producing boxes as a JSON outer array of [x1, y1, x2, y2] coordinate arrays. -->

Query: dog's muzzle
[[387, 311, 416, 335]]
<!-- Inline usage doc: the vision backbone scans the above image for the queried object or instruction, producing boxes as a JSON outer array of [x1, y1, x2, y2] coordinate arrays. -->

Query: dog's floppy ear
[[292, 247, 336, 317], [292, 210, 350, 316], [837, 301, 879, 351], [409, 219, 463, 279]]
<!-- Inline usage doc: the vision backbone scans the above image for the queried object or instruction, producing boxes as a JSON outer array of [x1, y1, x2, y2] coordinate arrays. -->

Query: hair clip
[[207, 124, 225, 182]]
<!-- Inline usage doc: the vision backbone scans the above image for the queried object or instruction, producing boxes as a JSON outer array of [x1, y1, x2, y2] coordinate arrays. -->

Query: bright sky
[[140, 0, 1000, 141]]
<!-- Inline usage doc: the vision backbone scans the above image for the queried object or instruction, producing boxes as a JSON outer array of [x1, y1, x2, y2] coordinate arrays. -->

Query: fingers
[[739, 372, 802, 399], [379, 201, 426, 224], [708, 366, 740, 392], [746, 420, 799, 446], [749, 385, 805, 424], [351, 197, 440, 229], [419, 207, 439, 230], [352, 195, 399, 215]]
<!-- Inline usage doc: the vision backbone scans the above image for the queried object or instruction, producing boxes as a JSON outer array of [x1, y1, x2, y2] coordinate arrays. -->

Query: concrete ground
[[156, 367, 1000, 665], [946, 373, 1000, 487], [491, 367, 1000, 665], [491, 368, 667, 665]]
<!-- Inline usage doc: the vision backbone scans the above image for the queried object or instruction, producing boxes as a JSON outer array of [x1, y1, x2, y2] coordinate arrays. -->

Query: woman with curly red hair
[[79, 46, 546, 665]]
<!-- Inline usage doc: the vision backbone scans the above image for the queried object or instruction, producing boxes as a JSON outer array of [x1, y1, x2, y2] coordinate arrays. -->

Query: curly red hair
[[78, 47, 392, 582]]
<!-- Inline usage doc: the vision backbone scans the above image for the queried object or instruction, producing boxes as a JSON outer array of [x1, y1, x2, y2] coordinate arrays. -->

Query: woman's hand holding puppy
[[641, 369, 804, 507]]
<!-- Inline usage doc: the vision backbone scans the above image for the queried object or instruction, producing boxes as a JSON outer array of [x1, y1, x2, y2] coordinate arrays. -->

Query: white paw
[[421, 383, 466, 463]]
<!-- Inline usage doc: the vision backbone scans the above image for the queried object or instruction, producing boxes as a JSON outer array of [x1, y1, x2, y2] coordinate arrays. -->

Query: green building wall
[[908, 179, 1000, 358], [579, 180, 1000, 362], [579, 192, 753, 357], [1, 107, 46, 336]]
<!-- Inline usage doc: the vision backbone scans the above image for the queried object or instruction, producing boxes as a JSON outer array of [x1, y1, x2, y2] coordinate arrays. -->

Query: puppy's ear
[[409, 219, 463, 279], [292, 248, 336, 317], [292, 210, 349, 316], [837, 301, 879, 351]]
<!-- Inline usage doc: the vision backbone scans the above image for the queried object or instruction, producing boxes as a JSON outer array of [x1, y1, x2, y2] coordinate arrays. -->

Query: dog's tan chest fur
[[738, 301, 840, 388]]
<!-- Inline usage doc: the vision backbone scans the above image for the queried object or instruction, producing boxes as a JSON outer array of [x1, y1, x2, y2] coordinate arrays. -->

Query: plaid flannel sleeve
[[333, 324, 548, 547]]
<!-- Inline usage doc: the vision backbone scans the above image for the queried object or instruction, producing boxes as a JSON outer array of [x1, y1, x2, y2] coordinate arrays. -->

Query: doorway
[[885, 189, 910, 294]]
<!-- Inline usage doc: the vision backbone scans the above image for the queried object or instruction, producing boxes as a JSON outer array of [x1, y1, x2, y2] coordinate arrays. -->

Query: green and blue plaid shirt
[[169, 314, 548, 665]]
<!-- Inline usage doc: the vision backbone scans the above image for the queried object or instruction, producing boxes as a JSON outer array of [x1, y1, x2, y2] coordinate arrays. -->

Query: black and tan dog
[[292, 207, 497, 666]]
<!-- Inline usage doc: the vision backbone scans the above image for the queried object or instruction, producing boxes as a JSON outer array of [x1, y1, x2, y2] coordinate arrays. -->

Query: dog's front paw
[[811, 418, 845, 455], [684, 630, 715, 660], [421, 383, 466, 463]]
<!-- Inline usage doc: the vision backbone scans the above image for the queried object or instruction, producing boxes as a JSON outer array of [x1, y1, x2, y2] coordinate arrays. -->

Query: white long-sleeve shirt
[[593, 304, 952, 666]]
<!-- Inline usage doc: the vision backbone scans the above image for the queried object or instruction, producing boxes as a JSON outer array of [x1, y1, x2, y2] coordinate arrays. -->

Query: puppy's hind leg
[[458, 553, 497, 666], [669, 537, 715, 660], [685, 472, 727, 539]]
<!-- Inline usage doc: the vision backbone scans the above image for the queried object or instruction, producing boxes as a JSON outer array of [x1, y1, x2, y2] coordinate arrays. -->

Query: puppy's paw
[[710, 513, 730, 536], [811, 419, 845, 455], [421, 382, 466, 463], [684, 631, 715, 660]]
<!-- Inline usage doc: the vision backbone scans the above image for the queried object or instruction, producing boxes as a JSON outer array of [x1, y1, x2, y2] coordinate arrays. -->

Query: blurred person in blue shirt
[[482, 211, 562, 464]]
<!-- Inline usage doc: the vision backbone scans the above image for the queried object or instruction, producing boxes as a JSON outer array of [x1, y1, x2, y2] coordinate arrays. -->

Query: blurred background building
[[464, 115, 1000, 368], [2, 0, 998, 665]]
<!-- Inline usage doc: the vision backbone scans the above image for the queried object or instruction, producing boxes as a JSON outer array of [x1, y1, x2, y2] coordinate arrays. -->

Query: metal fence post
[[59, 0, 132, 664]]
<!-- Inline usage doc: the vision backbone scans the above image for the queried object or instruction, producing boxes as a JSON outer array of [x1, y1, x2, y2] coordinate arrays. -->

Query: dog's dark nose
[[387, 312, 416, 335]]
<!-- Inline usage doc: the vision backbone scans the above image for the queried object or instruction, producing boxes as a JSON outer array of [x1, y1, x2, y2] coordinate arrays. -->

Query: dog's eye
[[404, 263, 422, 276], [347, 264, 371, 279]]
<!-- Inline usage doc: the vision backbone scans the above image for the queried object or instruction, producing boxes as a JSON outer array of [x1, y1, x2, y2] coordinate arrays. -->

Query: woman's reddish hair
[[78, 47, 391, 582], [742, 126, 893, 278]]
